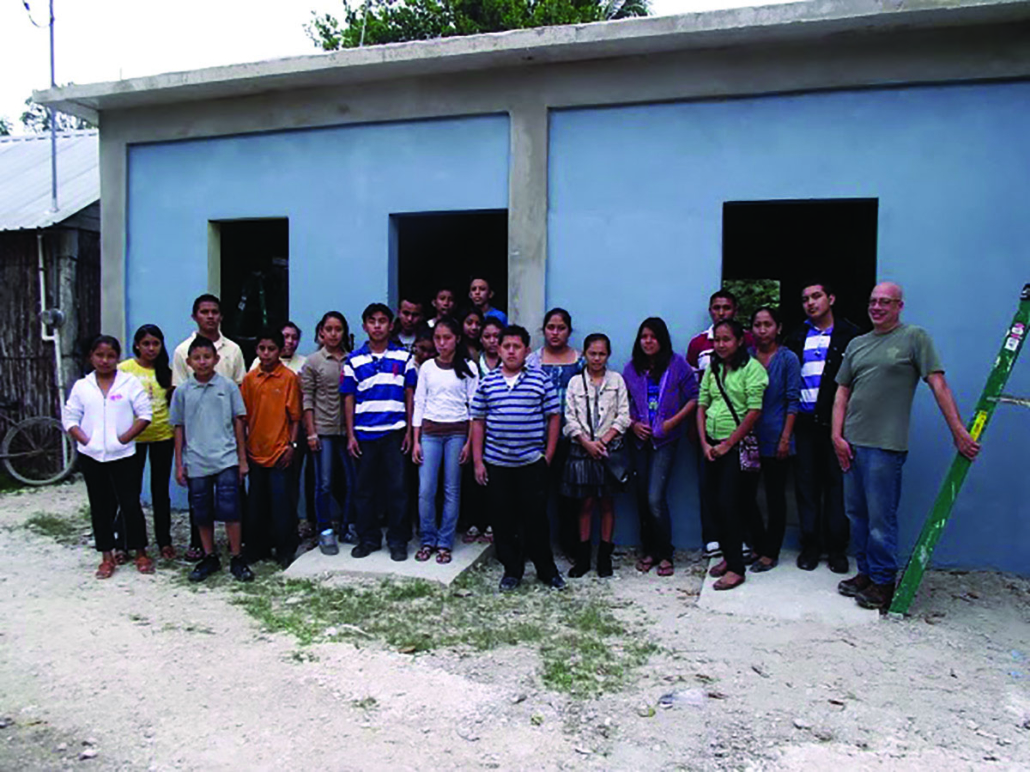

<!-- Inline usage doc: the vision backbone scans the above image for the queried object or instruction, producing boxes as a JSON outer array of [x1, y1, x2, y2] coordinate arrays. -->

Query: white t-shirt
[[412, 359, 479, 426]]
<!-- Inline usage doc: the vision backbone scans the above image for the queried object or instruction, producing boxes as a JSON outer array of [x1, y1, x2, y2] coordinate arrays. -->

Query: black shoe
[[230, 555, 254, 582], [188, 554, 221, 582], [827, 552, 850, 574], [499, 575, 521, 592], [838, 573, 873, 598], [796, 550, 819, 571], [596, 541, 614, 578], [351, 543, 378, 559], [856, 581, 895, 610], [545, 573, 567, 590], [749, 557, 778, 573], [568, 541, 591, 578], [390, 545, 407, 562]]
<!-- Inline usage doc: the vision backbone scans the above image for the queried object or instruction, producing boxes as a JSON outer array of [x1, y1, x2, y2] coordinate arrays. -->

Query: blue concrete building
[[38, 0, 1030, 572]]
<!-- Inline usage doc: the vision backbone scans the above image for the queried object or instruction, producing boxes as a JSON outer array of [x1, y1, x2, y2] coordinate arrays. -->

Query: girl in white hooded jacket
[[63, 335, 153, 578]]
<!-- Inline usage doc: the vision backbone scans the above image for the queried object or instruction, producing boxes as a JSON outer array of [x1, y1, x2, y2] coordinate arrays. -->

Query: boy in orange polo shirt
[[241, 327, 303, 569]]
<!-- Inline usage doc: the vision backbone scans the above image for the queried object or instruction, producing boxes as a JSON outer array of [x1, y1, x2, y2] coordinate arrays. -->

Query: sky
[[0, 0, 793, 133]]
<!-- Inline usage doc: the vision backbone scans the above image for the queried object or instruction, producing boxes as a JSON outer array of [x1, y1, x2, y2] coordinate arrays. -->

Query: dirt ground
[[1, 481, 1029, 771]]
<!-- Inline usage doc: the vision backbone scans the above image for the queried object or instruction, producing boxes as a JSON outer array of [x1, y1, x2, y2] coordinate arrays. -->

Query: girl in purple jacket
[[623, 318, 698, 577]]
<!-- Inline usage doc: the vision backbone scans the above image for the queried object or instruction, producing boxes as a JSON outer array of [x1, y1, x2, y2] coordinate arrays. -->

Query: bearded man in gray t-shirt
[[830, 282, 980, 611]]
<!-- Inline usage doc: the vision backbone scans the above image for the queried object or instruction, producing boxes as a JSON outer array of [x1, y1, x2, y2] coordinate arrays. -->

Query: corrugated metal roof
[[0, 130, 99, 231]]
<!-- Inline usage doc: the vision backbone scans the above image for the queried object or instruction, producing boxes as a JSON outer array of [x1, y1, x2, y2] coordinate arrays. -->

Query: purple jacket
[[622, 353, 699, 448]]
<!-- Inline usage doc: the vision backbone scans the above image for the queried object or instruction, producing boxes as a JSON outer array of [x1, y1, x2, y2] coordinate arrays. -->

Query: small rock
[[751, 664, 770, 678], [82, 739, 97, 747], [0, 717, 13, 729], [793, 718, 811, 730], [814, 729, 834, 742], [57, 742, 68, 751], [511, 693, 528, 704], [659, 689, 706, 709], [636, 705, 655, 718], [79, 749, 97, 760], [531, 714, 544, 726], [324, 627, 339, 637], [454, 589, 472, 597], [574, 747, 593, 755], [398, 645, 417, 654]]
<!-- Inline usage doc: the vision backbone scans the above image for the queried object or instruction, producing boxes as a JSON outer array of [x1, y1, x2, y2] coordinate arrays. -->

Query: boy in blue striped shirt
[[342, 303, 418, 561], [472, 325, 565, 591]]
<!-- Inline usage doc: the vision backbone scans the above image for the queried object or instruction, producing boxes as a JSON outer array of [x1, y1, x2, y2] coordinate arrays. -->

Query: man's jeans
[[247, 463, 297, 564], [418, 433, 465, 550], [632, 439, 679, 563], [843, 446, 907, 585], [314, 435, 355, 532], [353, 430, 410, 550]]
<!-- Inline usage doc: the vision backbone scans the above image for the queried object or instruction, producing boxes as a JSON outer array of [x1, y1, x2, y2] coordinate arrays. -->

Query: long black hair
[[631, 317, 673, 377], [317, 311, 352, 354], [433, 317, 475, 380], [132, 324, 173, 402], [710, 319, 750, 375]]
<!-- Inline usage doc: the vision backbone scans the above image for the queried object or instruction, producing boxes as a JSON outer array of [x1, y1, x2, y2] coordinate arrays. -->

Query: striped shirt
[[799, 321, 833, 413], [340, 341, 417, 440], [471, 367, 560, 467]]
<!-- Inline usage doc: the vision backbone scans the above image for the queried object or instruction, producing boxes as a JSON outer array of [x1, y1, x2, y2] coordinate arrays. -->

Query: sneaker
[[318, 529, 339, 556], [229, 555, 254, 582], [545, 574, 567, 591], [838, 573, 872, 597], [827, 552, 850, 574], [188, 554, 221, 582], [701, 542, 722, 560], [390, 545, 408, 562], [856, 581, 896, 610], [499, 575, 521, 592], [351, 543, 378, 559]]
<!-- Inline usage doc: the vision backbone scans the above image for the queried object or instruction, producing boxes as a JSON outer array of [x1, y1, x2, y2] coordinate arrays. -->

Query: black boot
[[568, 541, 592, 578], [597, 541, 614, 578]]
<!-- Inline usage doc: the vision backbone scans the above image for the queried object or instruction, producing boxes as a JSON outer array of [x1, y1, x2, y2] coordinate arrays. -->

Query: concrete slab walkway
[[283, 537, 494, 586], [697, 550, 879, 626]]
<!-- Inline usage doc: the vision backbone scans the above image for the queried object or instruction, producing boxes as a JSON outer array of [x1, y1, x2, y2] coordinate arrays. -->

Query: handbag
[[582, 372, 632, 486], [712, 365, 761, 473]]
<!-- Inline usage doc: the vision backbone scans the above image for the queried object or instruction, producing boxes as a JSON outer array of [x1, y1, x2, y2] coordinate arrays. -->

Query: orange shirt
[[240, 362, 302, 467]]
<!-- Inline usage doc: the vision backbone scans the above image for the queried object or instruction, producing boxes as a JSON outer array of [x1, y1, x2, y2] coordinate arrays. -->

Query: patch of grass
[[351, 696, 377, 711], [23, 509, 90, 546]]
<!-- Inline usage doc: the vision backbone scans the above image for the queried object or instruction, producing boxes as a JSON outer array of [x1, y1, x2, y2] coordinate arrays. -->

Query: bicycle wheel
[[2, 417, 77, 486]]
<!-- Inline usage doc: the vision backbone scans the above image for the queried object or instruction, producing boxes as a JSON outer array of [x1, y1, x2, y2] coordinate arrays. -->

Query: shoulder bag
[[713, 365, 760, 473], [583, 372, 632, 486]]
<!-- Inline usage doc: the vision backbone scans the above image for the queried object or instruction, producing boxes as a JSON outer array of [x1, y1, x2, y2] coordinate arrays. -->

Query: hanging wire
[[22, 0, 46, 28]]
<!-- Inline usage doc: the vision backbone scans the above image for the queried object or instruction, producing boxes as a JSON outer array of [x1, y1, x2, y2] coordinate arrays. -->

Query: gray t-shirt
[[169, 372, 247, 478], [836, 324, 943, 452]]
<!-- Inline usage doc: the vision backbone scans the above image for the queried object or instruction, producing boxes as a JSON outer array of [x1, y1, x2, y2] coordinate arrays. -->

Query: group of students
[[62, 273, 862, 593]]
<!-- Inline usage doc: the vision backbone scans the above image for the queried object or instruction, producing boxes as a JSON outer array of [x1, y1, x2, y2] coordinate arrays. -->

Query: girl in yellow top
[[118, 324, 176, 559], [697, 319, 768, 590]]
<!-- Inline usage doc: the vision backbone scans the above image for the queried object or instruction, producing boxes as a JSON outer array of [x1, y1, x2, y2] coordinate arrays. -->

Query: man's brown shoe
[[856, 581, 895, 610], [838, 573, 872, 598]]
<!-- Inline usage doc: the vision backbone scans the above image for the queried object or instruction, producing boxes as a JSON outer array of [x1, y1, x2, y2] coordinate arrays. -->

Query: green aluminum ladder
[[890, 283, 1030, 616]]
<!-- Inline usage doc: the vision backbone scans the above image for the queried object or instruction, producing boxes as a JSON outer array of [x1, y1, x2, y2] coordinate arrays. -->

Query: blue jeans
[[314, 435, 355, 531], [418, 433, 465, 549], [187, 466, 241, 526], [353, 430, 409, 550], [632, 439, 679, 562], [246, 463, 297, 564], [843, 446, 907, 585]]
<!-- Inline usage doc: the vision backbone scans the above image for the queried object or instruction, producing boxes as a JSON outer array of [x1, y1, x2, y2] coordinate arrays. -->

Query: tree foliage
[[722, 279, 781, 324], [0, 118, 11, 137], [20, 98, 95, 134], [307, 0, 648, 50]]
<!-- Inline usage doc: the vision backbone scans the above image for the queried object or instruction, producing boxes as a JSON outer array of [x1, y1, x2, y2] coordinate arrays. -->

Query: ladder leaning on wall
[[890, 283, 1030, 616]]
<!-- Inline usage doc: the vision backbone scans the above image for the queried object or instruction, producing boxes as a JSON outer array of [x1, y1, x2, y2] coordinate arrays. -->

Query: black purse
[[582, 372, 632, 486], [713, 365, 761, 473]]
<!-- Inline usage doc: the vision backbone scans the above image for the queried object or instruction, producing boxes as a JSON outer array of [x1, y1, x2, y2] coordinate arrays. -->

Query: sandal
[[656, 560, 675, 577], [185, 546, 204, 562], [95, 560, 116, 580], [462, 527, 481, 544], [160, 545, 177, 561], [635, 555, 655, 573], [436, 548, 452, 565], [113, 550, 129, 565], [415, 545, 434, 562], [479, 526, 493, 544], [713, 572, 746, 591], [708, 560, 729, 578], [135, 554, 155, 574]]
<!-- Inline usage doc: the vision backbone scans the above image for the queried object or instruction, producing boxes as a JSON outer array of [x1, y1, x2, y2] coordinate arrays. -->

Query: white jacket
[[62, 371, 153, 463]]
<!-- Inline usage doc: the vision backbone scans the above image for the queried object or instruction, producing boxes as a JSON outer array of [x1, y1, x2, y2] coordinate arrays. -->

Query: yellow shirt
[[118, 359, 174, 442]]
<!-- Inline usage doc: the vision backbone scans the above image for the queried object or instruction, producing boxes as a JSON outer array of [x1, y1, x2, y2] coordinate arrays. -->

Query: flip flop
[[656, 560, 675, 577], [713, 573, 745, 591], [135, 554, 155, 574], [436, 549, 452, 565], [160, 545, 177, 561], [635, 555, 655, 573], [415, 545, 434, 562]]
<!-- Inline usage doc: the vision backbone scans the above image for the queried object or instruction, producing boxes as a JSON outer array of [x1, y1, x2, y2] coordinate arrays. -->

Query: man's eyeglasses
[[868, 298, 900, 308]]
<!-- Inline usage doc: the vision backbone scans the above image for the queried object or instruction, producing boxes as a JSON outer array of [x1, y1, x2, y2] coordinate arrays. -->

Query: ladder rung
[[989, 394, 1030, 408]]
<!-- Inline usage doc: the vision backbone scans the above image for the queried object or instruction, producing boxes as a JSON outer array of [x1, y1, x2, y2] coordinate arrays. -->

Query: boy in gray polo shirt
[[171, 336, 252, 582]]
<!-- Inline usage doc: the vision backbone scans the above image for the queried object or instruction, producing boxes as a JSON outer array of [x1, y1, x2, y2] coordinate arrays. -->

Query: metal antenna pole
[[48, 0, 57, 213]]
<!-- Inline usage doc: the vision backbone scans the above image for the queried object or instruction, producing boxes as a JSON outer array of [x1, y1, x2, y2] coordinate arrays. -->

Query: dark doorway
[[393, 210, 507, 316], [722, 200, 878, 332], [215, 218, 289, 365]]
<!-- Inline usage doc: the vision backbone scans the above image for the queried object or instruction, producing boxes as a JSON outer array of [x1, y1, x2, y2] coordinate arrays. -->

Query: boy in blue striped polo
[[342, 303, 418, 561], [472, 325, 565, 591]]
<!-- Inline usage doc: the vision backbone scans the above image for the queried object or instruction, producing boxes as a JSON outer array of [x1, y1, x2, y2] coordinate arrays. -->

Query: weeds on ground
[[23, 506, 91, 546]]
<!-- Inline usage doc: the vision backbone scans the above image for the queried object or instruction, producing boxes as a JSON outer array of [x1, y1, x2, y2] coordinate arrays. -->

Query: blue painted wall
[[126, 115, 510, 507], [548, 82, 1030, 573]]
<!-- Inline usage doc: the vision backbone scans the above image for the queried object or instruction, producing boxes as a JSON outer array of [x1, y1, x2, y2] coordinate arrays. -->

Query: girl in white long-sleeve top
[[63, 335, 153, 579]]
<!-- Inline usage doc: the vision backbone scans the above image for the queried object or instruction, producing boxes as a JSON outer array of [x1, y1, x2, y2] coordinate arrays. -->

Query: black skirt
[[560, 443, 613, 499]]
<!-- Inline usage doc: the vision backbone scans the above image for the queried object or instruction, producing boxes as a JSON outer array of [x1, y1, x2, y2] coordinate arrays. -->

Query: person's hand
[[474, 461, 489, 486], [412, 441, 423, 465], [348, 435, 362, 459], [660, 419, 674, 437], [459, 442, 471, 465], [954, 429, 981, 460], [401, 430, 412, 455], [276, 446, 294, 469], [307, 435, 322, 453], [175, 465, 186, 487], [776, 436, 791, 461], [238, 459, 249, 482], [832, 435, 853, 472], [701, 441, 715, 462], [117, 432, 130, 445], [582, 439, 606, 460], [632, 421, 652, 441]]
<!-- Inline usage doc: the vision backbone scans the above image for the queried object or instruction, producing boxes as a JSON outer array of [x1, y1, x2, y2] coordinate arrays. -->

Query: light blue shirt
[[169, 373, 246, 478]]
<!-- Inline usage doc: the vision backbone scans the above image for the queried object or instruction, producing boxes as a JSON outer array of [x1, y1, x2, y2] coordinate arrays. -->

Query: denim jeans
[[246, 463, 297, 564], [353, 430, 409, 550], [187, 466, 241, 525], [418, 433, 465, 550], [314, 435, 355, 532], [632, 439, 679, 562], [843, 446, 907, 585]]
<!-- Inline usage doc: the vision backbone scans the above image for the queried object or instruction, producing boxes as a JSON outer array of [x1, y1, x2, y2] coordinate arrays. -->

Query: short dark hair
[[191, 293, 221, 316], [362, 303, 394, 323], [542, 307, 572, 332], [282, 320, 302, 338], [256, 327, 285, 350], [481, 316, 506, 334], [582, 332, 611, 354], [709, 289, 738, 308], [398, 293, 424, 309], [89, 334, 121, 357], [801, 280, 835, 298], [187, 335, 217, 356], [500, 325, 530, 347]]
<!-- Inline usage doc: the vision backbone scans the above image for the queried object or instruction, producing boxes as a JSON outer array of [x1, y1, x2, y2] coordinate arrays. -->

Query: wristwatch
[[290, 441, 298, 449]]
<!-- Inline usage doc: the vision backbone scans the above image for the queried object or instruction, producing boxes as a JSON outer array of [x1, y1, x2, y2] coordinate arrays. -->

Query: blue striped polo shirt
[[340, 341, 417, 440], [799, 321, 833, 413], [471, 366, 560, 467]]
